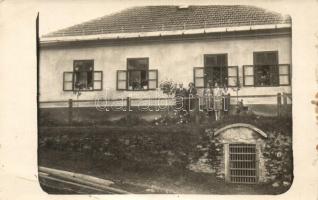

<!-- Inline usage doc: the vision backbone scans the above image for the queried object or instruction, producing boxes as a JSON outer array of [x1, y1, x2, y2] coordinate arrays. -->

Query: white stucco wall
[[40, 34, 291, 105]]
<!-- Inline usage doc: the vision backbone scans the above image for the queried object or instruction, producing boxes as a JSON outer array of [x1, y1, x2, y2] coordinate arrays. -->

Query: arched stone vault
[[214, 123, 268, 138], [212, 123, 268, 183]]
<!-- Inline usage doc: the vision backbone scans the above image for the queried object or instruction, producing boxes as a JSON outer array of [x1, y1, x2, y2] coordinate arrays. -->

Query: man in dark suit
[[175, 83, 187, 111]]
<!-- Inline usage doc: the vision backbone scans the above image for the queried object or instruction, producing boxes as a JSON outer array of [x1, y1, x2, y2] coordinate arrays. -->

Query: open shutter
[[279, 64, 290, 86], [227, 66, 238, 87], [270, 65, 279, 86], [193, 67, 204, 88], [63, 72, 73, 91], [243, 65, 254, 86], [93, 71, 103, 90], [148, 70, 158, 90], [117, 70, 127, 90]]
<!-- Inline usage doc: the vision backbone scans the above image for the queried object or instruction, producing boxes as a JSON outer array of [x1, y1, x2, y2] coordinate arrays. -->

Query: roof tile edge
[[40, 23, 291, 44]]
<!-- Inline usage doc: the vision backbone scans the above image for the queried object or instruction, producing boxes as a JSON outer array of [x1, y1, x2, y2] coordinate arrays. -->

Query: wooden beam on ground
[[39, 166, 130, 194]]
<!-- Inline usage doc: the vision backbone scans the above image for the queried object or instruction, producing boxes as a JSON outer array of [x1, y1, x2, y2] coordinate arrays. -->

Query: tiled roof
[[43, 5, 291, 38]]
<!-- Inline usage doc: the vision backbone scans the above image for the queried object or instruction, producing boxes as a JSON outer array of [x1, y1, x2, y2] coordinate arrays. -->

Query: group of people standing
[[174, 81, 229, 121], [203, 82, 229, 121], [175, 82, 197, 111]]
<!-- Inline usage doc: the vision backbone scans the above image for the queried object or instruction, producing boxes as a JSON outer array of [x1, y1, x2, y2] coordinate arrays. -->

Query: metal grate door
[[229, 144, 257, 184]]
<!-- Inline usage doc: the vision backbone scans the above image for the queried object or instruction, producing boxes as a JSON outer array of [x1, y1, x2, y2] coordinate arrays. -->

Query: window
[[74, 60, 94, 90], [204, 54, 228, 87], [254, 51, 279, 86], [193, 54, 238, 88], [128, 58, 149, 90], [116, 58, 158, 91], [62, 60, 103, 91], [243, 51, 291, 87]]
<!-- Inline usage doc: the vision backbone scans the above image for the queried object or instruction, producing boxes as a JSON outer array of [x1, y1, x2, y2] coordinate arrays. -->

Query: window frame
[[73, 60, 94, 91], [278, 64, 291, 86], [116, 69, 158, 91], [193, 67, 205, 88], [252, 51, 279, 87], [116, 58, 158, 91], [93, 71, 103, 91], [193, 66, 239, 88], [147, 69, 159, 90], [243, 64, 291, 87], [63, 71, 74, 91], [193, 54, 238, 88], [63, 59, 103, 92], [243, 65, 254, 87], [227, 65, 239, 87], [125, 57, 155, 91], [242, 51, 291, 87], [116, 70, 128, 91], [203, 54, 232, 88]]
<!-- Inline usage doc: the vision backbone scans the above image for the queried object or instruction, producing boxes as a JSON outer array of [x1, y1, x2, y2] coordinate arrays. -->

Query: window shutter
[[93, 71, 103, 90], [193, 67, 204, 88], [279, 64, 290, 85], [117, 70, 127, 90], [227, 66, 238, 87], [63, 72, 73, 91], [243, 65, 254, 86], [148, 70, 158, 89], [270, 65, 279, 86]]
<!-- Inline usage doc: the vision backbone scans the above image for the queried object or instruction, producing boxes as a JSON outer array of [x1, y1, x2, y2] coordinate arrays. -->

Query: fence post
[[194, 97, 200, 125], [126, 97, 131, 112], [126, 97, 132, 121], [283, 93, 287, 105], [68, 99, 73, 124], [283, 92, 287, 116], [224, 94, 230, 112], [277, 93, 281, 117]]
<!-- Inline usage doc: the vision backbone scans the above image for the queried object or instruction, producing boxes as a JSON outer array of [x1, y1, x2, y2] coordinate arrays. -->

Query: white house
[[39, 5, 292, 116]]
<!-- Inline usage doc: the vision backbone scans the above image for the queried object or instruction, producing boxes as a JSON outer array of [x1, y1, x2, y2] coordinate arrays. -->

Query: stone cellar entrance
[[213, 123, 268, 184], [229, 143, 257, 183]]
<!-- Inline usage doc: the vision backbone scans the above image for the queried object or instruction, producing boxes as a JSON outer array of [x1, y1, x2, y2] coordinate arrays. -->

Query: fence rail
[[39, 93, 292, 125], [39, 93, 291, 104]]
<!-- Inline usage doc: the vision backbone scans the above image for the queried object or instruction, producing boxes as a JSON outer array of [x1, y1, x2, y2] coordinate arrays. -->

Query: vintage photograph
[[38, 4, 293, 194]]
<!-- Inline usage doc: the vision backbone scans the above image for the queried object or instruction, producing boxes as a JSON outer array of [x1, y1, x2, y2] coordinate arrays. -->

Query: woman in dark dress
[[187, 82, 197, 111]]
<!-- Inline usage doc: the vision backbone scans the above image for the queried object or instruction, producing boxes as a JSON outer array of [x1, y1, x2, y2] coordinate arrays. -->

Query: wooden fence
[[39, 93, 292, 125]]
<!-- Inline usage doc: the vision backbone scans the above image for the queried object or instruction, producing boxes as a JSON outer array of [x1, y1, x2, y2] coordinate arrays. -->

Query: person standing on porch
[[204, 82, 213, 115], [175, 83, 187, 111], [213, 82, 223, 121], [222, 84, 230, 116], [187, 82, 197, 111]]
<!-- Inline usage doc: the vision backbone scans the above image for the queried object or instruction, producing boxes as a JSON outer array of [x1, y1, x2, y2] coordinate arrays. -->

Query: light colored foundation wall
[[40, 34, 291, 104], [215, 127, 267, 183]]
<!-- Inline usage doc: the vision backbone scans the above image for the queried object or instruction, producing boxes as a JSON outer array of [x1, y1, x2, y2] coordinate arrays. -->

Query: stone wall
[[192, 124, 293, 186], [213, 125, 267, 182]]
